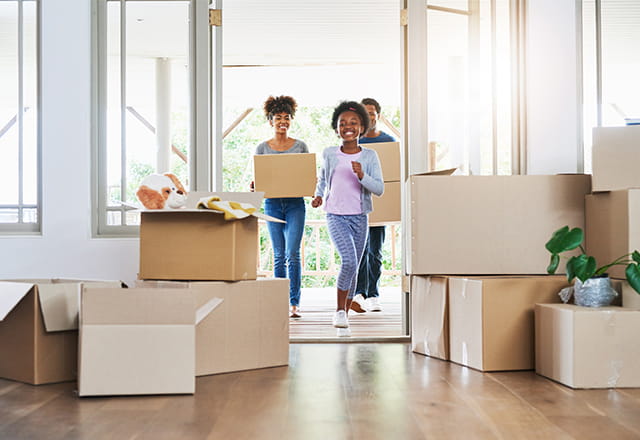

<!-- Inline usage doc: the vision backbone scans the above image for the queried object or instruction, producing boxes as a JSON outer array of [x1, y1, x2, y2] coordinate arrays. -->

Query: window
[[425, 0, 520, 175], [0, 0, 40, 233], [93, 0, 212, 236], [582, 0, 640, 173]]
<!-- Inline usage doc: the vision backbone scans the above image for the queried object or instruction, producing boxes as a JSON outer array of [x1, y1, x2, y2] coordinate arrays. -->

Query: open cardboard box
[[254, 153, 317, 198], [139, 191, 283, 281], [0, 279, 125, 385], [78, 286, 222, 396]]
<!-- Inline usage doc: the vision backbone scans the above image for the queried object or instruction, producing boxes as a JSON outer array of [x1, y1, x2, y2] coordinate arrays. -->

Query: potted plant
[[545, 225, 640, 306]]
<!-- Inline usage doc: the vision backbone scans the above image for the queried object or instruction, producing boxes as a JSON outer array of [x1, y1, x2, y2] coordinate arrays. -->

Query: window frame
[[0, 0, 42, 235], [91, 0, 214, 237]]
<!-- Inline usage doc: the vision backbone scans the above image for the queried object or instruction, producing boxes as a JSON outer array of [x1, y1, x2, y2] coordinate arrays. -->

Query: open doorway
[[219, 1, 405, 340]]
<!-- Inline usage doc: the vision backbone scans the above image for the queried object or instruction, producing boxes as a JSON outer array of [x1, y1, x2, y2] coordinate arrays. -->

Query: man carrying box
[[351, 97, 396, 313]]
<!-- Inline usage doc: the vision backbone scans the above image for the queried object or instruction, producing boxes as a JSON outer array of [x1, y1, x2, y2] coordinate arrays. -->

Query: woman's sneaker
[[367, 297, 382, 312], [332, 310, 349, 328]]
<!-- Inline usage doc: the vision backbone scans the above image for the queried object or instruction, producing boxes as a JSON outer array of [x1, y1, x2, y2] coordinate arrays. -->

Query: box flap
[[141, 191, 285, 223], [0, 282, 35, 321], [196, 297, 223, 325], [38, 280, 125, 332], [82, 287, 197, 325], [186, 191, 265, 209], [411, 167, 457, 177]]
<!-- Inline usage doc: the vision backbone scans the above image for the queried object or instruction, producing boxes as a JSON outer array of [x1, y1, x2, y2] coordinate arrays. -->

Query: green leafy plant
[[545, 226, 640, 294]]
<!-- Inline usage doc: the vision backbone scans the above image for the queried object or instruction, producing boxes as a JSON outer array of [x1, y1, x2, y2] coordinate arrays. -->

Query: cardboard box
[[254, 153, 317, 198], [0, 279, 123, 385], [369, 181, 401, 225], [78, 287, 221, 396], [139, 192, 282, 281], [406, 174, 592, 275], [592, 125, 640, 192], [136, 278, 289, 376], [620, 280, 640, 309], [364, 142, 401, 182], [411, 276, 449, 361], [448, 276, 568, 372], [585, 190, 640, 280], [535, 303, 640, 388]]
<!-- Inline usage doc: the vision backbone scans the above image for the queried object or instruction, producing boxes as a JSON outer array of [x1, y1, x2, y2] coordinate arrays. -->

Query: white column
[[155, 57, 171, 173]]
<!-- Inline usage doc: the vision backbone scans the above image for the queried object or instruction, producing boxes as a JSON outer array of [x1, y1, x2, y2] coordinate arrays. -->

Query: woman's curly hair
[[331, 101, 370, 135], [263, 95, 297, 120]]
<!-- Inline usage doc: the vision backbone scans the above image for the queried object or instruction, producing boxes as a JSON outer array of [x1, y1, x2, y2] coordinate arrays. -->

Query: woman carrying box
[[255, 95, 309, 318]]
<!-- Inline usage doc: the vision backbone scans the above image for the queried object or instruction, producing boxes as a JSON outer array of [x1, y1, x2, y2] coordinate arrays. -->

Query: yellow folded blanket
[[196, 196, 257, 221]]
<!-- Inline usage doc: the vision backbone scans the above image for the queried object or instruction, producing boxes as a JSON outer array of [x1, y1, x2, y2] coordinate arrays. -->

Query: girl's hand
[[351, 161, 364, 180], [311, 196, 323, 208]]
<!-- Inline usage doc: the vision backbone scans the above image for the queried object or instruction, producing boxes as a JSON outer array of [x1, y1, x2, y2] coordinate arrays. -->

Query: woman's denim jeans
[[264, 197, 306, 307]]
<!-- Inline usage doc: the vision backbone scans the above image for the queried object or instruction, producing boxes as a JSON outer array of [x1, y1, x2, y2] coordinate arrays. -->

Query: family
[[254, 95, 396, 336]]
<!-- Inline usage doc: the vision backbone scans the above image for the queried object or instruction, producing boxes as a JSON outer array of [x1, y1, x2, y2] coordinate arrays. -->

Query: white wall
[[0, 1, 583, 284], [526, 0, 582, 174], [0, 0, 139, 286]]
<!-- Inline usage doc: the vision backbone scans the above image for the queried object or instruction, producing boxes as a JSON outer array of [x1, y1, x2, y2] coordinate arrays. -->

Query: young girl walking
[[311, 101, 384, 335]]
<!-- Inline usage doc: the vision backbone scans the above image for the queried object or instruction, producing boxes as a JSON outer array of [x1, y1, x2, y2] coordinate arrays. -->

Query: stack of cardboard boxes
[[78, 191, 295, 396], [407, 172, 593, 371], [366, 142, 402, 224], [535, 125, 640, 388]]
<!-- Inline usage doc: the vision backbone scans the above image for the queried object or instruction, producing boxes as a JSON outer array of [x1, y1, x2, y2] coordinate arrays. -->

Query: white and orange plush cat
[[136, 173, 187, 209]]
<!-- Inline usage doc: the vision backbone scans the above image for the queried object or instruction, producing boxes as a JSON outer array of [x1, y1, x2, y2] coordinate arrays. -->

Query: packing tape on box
[[603, 310, 616, 337], [424, 329, 431, 356], [461, 342, 468, 365], [607, 360, 623, 388]]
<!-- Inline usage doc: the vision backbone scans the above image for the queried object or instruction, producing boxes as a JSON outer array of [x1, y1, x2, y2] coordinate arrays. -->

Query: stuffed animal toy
[[136, 173, 187, 209]]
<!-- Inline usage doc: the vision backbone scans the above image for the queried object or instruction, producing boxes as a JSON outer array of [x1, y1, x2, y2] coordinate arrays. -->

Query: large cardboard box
[[535, 303, 640, 388], [139, 192, 282, 281], [364, 141, 401, 182], [411, 276, 449, 361], [0, 279, 123, 384], [619, 280, 640, 309], [254, 153, 317, 198], [585, 190, 640, 280], [136, 278, 289, 376], [406, 174, 592, 275], [592, 125, 640, 192], [369, 181, 401, 225], [78, 287, 221, 396], [448, 276, 568, 372]]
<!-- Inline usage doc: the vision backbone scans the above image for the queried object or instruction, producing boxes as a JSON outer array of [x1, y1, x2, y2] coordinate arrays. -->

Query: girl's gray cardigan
[[314, 146, 384, 215]]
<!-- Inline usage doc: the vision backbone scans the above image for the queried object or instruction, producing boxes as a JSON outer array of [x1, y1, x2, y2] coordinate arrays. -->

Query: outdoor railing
[[257, 219, 401, 278]]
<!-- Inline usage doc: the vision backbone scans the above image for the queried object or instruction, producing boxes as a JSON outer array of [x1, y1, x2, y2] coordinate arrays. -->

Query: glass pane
[[582, 0, 597, 173], [427, 0, 469, 12], [0, 209, 18, 223], [23, 207, 37, 223], [601, 0, 640, 126], [427, 10, 469, 173], [23, 0, 38, 205], [0, 2, 19, 205], [124, 0, 190, 207], [495, 0, 512, 175], [106, 1, 122, 209]]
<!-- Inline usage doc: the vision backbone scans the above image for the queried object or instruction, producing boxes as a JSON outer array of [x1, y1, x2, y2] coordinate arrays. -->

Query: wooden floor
[[1, 343, 639, 439], [290, 287, 406, 340]]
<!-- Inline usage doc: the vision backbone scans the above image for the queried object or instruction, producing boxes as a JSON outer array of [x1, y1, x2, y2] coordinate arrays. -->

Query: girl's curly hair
[[330, 101, 370, 135], [263, 95, 297, 120]]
